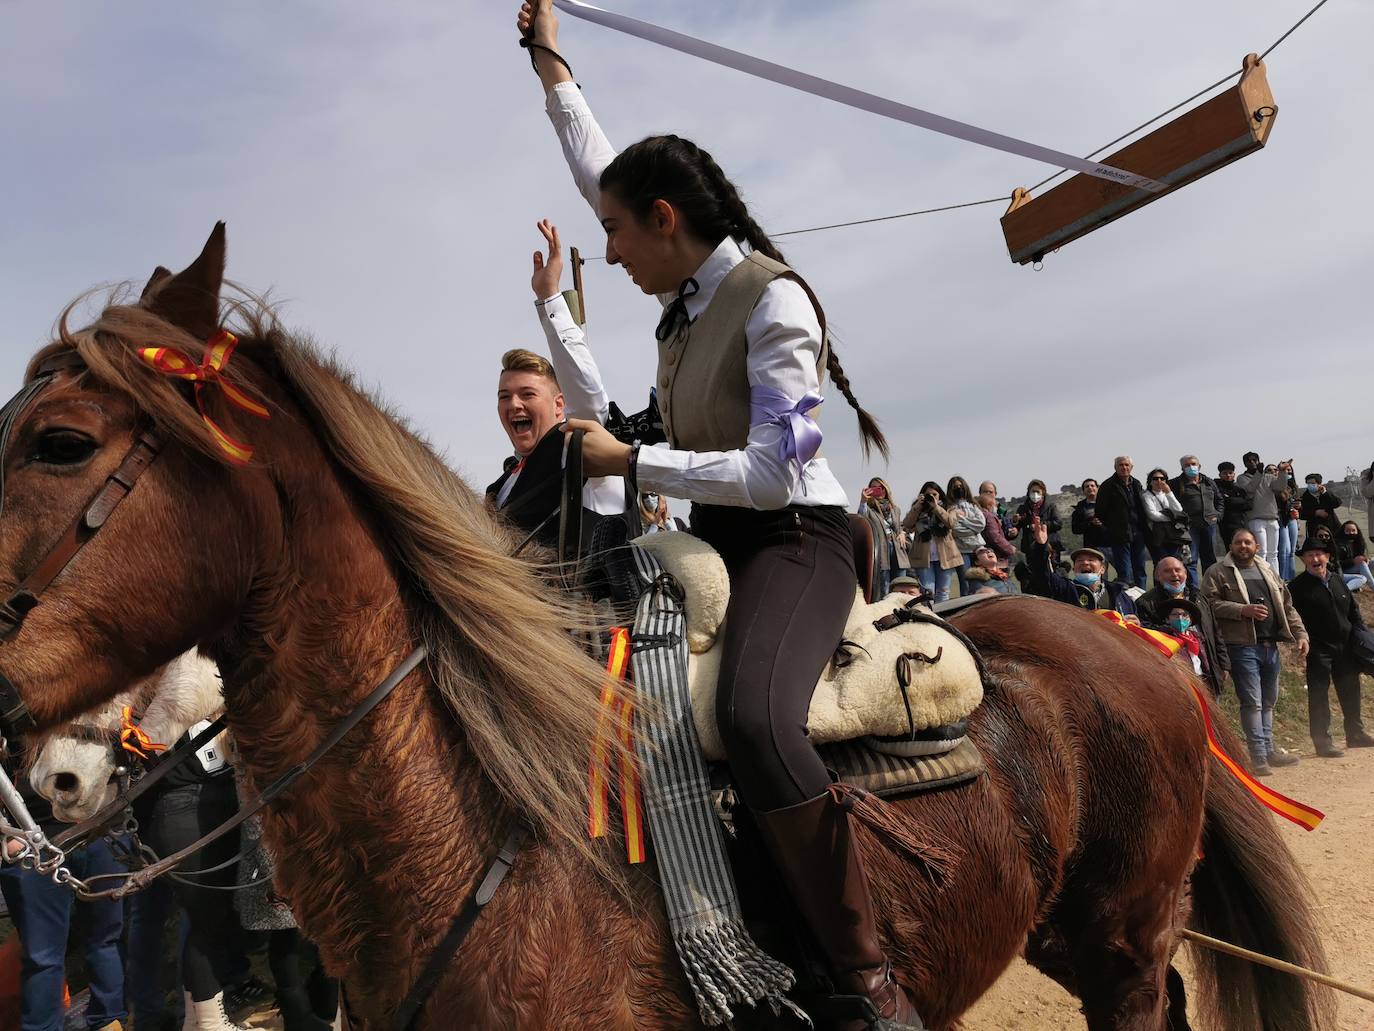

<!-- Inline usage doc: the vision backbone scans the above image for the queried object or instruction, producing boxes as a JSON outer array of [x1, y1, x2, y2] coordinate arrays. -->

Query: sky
[[3, 0, 1372, 507]]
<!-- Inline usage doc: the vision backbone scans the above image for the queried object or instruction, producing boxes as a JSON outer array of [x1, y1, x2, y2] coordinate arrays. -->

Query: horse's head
[[27, 649, 224, 822], [0, 224, 283, 731]]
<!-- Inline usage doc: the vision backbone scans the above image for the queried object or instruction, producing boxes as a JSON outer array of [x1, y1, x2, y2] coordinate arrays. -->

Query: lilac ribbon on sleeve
[[750, 385, 824, 480]]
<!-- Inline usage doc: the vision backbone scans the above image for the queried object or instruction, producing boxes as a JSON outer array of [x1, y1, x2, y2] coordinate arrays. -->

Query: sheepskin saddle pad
[[631, 532, 985, 761]]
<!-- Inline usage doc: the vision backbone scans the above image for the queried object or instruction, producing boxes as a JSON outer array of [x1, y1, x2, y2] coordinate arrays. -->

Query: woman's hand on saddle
[[532, 219, 564, 300], [562, 418, 632, 478]]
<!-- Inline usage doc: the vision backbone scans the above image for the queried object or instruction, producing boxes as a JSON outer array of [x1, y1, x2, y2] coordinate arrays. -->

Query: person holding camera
[[858, 477, 909, 595], [902, 482, 960, 603], [1236, 452, 1293, 571]]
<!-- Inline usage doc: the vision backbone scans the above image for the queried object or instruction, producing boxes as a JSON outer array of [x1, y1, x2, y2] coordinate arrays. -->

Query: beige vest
[[655, 252, 828, 453]]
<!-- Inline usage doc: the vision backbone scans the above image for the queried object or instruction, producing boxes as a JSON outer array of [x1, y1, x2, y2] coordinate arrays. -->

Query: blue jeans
[[1108, 537, 1149, 589], [917, 564, 953, 602], [1187, 524, 1218, 588], [1277, 521, 1298, 580], [1228, 642, 1281, 761], [0, 837, 128, 1031]]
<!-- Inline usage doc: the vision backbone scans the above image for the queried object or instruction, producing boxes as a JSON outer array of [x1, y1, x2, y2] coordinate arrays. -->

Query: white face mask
[[1029, 492, 1043, 503]]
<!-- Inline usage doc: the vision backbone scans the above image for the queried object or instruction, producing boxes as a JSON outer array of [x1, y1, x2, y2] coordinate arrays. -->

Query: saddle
[[630, 531, 985, 761]]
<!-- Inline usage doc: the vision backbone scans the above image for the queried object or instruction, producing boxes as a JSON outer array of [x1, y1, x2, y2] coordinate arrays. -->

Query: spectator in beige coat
[[902, 481, 961, 602]]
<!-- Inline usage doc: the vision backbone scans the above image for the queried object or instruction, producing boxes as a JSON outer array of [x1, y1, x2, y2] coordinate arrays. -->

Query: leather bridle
[[0, 349, 530, 1027]]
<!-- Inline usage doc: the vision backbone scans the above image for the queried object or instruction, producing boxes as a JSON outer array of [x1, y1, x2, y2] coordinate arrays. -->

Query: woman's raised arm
[[517, 0, 573, 94]]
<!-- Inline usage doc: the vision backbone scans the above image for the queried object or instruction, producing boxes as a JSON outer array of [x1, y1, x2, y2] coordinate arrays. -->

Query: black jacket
[[1298, 489, 1342, 540], [1136, 584, 1228, 690], [1168, 473, 1221, 530], [1289, 570, 1364, 655], [1070, 497, 1110, 549], [1215, 479, 1251, 543], [1027, 540, 1137, 615], [1095, 474, 1147, 545], [486, 426, 602, 552]]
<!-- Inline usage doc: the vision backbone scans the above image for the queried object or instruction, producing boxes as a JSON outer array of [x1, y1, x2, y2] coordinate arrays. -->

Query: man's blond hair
[[501, 348, 558, 385]]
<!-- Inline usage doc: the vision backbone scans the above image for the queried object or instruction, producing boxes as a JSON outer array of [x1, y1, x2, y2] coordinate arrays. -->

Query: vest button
[[660, 375, 669, 388], [666, 351, 677, 366]]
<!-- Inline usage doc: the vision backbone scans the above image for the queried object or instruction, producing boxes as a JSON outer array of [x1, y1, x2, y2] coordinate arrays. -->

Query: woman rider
[[516, 4, 919, 1027]]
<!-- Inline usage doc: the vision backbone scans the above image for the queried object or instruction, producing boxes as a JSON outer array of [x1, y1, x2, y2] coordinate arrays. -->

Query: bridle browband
[[0, 348, 530, 1028]]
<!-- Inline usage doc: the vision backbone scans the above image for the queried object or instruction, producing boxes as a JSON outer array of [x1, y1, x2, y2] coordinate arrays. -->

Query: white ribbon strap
[[554, 0, 1166, 194]]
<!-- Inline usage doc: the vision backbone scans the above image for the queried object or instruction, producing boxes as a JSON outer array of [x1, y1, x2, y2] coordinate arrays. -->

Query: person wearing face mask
[[1136, 557, 1225, 693], [902, 483, 961, 603], [1158, 598, 1218, 686], [519, 5, 920, 1023], [1297, 472, 1343, 542], [1010, 479, 1061, 562], [1025, 521, 1138, 616], [1200, 528, 1309, 776], [1309, 525, 1366, 593], [858, 477, 909, 596], [1270, 464, 1299, 581], [1288, 537, 1374, 756], [1338, 521, 1374, 591], [945, 476, 987, 597], [1168, 456, 1221, 586], [1214, 462, 1251, 557]]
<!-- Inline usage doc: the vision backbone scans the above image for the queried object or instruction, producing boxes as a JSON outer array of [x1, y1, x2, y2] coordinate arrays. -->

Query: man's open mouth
[[509, 417, 533, 436]]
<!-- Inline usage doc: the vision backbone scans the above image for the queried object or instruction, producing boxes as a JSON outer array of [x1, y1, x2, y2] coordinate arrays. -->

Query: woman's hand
[[532, 219, 564, 300], [562, 418, 632, 477], [518, 0, 559, 49]]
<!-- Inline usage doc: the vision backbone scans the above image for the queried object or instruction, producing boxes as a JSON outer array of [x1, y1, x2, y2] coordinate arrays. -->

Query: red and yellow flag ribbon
[[1095, 609, 1324, 832], [138, 330, 270, 464], [588, 627, 646, 863], [119, 706, 167, 761]]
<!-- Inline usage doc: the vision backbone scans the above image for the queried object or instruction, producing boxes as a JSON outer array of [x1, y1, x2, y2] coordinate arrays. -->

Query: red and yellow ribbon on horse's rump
[[1096, 610, 1323, 831], [588, 627, 646, 863]]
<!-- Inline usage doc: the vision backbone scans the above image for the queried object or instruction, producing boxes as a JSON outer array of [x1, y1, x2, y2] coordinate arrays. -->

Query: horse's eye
[[30, 429, 98, 466]]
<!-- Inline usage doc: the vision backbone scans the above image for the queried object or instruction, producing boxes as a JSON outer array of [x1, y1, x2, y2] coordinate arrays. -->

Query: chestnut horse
[[0, 226, 1332, 1030]]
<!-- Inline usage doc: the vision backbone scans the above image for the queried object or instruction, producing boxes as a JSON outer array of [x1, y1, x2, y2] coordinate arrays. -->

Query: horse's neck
[[218, 470, 501, 1011]]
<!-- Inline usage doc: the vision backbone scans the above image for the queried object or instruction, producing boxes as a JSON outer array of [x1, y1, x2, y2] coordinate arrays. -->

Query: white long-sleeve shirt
[[545, 81, 847, 510], [533, 291, 627, 516], [1143, 489, 1185, 522]]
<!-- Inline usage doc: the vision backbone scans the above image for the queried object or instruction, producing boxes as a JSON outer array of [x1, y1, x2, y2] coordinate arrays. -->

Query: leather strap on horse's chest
[[391, 817, 532, 1031]]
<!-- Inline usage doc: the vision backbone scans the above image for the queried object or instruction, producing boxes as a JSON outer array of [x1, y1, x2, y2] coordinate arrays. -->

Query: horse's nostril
[[53, 772, 79, 794]]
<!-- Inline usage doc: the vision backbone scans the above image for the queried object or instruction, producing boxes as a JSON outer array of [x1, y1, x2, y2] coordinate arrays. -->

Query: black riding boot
[[753, 793, 925, 1031]]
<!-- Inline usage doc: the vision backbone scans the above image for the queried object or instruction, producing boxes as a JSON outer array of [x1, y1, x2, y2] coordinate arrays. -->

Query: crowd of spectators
[[860, 456, 1374, 777]]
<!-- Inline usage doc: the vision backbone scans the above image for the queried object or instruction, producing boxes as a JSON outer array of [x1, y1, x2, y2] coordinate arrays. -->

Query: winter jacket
[[858, 499, 904, 576], [1070, 498, 1110, 550], [1026, 540, 1137, 615], [901, 500, 961, 570], [1199, 554, 1307, 648], [1095, 474, 1147, 545], [978, 503, 1017, 561], [1237, 471, 1289, 522], [1215, 479, 1251, 545], [1289, 570, 1365, 656], [947, 500, 987, 554], [1168, 473, 1221, 530], [1297, 488, 1342, 540]]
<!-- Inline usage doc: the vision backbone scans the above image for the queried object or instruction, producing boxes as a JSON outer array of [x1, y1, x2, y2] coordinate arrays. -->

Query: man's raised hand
[[531, 219, 564, 300]]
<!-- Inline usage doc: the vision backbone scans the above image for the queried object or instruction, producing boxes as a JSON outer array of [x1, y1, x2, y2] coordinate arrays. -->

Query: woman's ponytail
[[600, 134, 888, 461]]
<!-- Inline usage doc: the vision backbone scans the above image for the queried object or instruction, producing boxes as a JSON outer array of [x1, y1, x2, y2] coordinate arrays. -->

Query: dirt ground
[[962, 745, 1374, 1031]]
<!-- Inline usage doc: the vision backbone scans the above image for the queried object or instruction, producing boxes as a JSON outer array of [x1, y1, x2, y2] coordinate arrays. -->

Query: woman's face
[[1343, 522, 1359, 537], [1083, 481, 1099, 500], [974, 547, 997, 569], [599, 191, 678, 295]]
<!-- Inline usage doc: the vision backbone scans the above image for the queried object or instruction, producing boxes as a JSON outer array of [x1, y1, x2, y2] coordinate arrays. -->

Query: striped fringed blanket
[[627, 545, 795, 1026]]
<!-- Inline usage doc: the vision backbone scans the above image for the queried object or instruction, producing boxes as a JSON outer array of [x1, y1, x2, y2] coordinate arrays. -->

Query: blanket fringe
[[675, 921, 796, 1026], [827, 783, 955, 885]]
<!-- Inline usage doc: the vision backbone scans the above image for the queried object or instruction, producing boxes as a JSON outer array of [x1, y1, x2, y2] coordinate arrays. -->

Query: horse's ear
[[139, 266, 173, 301], [142, 222, 226, 341]]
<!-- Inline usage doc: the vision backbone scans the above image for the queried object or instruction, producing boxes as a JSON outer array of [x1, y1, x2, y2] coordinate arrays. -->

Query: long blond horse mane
[[34, 294, 622, 875]]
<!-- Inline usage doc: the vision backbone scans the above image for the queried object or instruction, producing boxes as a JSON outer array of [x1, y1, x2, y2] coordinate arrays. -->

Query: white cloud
[[3, 0, 1371, 504]]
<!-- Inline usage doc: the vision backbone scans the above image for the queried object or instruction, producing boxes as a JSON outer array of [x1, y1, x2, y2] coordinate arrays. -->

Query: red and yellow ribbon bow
[[1094, 609, 1324, 831], [138, 330, 270, 464], [119, 706, 167, 761], [588, 627, 646, 864]]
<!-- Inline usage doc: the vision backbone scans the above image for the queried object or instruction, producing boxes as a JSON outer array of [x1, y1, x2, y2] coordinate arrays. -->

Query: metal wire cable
[[580, 0, 1331, 257]]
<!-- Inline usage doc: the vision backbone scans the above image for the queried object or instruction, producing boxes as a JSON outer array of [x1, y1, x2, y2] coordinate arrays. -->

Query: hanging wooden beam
[[1000, 54, 1277, 265]]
